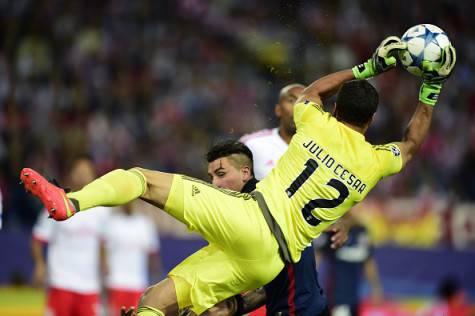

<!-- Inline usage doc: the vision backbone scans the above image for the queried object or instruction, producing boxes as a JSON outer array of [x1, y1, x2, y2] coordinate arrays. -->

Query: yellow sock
[[136, 306, 165, 316], [67, 169, 147, 211]]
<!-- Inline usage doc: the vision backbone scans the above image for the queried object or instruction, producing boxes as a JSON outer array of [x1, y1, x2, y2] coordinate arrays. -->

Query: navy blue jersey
[[241, 178, 328, 316], [316, 225, 372, 308], [264, 244, 328, 316]]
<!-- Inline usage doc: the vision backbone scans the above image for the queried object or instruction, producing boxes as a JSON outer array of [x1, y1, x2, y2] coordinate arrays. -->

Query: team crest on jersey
[[391, 146, 401, 157]]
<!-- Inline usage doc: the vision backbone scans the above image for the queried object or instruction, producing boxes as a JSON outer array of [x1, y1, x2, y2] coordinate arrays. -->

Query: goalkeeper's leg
[[67, 167, 174, 212], [20, 167, 173, 221]]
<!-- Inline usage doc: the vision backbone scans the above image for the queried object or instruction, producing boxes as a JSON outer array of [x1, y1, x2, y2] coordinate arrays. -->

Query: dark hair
[[335, 80, 379, 127], [206, 140, 253, 163]]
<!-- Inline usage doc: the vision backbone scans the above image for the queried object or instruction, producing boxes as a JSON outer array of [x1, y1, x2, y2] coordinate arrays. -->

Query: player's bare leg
[[134, 168, 174, 210], [138, 278, 179, 316]]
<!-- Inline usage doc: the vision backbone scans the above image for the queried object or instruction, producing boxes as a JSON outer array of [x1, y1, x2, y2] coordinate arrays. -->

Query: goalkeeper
[[21, 37, 455, 316]]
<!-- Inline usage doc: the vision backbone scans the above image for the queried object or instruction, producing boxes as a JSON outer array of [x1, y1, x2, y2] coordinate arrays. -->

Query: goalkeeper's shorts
[[164, 175, 284, 314]]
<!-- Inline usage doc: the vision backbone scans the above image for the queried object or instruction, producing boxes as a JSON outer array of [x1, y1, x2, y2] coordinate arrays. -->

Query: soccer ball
[[398, 24, 451, 77]]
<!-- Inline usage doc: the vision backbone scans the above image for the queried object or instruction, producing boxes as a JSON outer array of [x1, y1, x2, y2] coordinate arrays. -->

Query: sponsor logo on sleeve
[[391, 146, 401, 157]]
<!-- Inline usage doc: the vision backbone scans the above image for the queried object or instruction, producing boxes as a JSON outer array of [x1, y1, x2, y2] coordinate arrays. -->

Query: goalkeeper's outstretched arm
[[394, 102, 433, 168], [297, 69, 354, 107], [395, 44, 456, 168], [297, 36, 406, 106]]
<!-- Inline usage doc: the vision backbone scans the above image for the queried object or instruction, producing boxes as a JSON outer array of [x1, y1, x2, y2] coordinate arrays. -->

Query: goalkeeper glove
[[353, 36, 407, 79], [419, 44, 457, 106]]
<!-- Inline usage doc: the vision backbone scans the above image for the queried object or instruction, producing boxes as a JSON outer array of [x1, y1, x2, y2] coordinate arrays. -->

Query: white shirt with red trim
[[104, 211, 159, 291], [241, 127, 289, 180], [32, 207, 111, 294]]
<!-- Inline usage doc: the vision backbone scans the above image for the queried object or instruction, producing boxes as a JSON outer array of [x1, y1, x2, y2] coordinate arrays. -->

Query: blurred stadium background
[[0, 0, 474, 315]]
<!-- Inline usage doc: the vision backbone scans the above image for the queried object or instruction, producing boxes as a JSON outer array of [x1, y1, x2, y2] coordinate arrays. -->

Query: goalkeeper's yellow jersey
[[256, 100, 403, 262]]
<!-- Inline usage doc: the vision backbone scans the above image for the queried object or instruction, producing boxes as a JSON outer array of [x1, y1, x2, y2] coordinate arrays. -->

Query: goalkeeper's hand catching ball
[[419, 45, 457, 106], [353, 36, 407, 79]]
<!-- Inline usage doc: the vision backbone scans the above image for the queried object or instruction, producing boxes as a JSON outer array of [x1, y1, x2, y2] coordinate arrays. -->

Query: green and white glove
[[419, 45, 457, 106], [352, 36, 407, 79]]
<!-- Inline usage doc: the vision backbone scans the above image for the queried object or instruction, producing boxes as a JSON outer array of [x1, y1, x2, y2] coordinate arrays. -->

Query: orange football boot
[[20, 168, 77, 221]]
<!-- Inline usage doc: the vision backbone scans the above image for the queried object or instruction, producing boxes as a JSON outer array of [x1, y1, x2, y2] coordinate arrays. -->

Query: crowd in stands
[[1, 0, 474, 228]]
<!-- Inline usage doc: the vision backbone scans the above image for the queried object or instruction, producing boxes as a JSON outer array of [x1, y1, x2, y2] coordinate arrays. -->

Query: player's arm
[[394, 102, 433, 167], [326, 212, 356, 249], [148, 251, 163, 283], [297, 36, 406, 106], [395, 45, 456, 168], [31, 238, 47, 287], [99, 240, 108, 277], [234, 288, 267, 315], [179, 288, 266, 316], [178, 289, 266, 316], [297, 69, 354, 106], [31, 211, 53, 288], [364, 257, 383, 304]]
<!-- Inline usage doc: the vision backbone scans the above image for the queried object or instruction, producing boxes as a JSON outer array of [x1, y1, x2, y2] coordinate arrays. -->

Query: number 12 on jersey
[[285, 159, 349, 226]]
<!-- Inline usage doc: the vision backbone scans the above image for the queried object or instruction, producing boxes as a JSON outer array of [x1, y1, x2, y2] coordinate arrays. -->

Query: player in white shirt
[[240, 83, 305, 180], [31, 155, 111, 316], [104, 201, 160, 316]]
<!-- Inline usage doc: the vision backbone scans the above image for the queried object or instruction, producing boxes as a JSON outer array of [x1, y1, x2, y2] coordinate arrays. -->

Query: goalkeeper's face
[[207, 157, 252, 192]]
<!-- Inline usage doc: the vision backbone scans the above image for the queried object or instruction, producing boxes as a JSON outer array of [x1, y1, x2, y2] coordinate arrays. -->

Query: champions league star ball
[[399, 24, 451, 77]]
